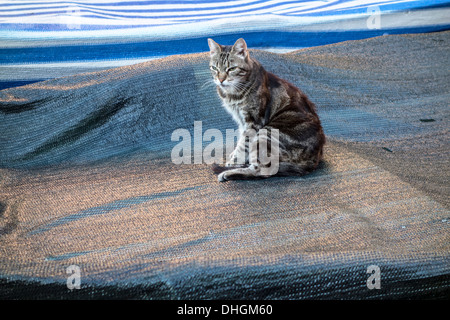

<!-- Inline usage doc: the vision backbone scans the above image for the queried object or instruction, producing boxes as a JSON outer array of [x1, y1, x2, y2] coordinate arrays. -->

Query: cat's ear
[[208, 38, 222, 56], [231, 38, 248, 59]]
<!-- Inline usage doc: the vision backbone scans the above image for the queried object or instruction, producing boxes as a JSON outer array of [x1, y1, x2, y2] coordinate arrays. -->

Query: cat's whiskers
[[199, 78, 216, 91], [230, 81, 247, 93], [232, 80, 255, 98]]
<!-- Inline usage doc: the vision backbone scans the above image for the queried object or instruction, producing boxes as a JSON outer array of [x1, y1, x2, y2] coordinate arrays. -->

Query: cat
[[208, 38, 325, 182]]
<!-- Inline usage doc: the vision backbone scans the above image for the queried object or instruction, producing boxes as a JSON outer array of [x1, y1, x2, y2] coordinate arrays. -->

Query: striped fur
[[208, 38, 325, 182]]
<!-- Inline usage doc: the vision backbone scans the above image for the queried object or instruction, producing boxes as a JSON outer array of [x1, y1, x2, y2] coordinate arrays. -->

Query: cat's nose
[[218, 74, 226, 83]]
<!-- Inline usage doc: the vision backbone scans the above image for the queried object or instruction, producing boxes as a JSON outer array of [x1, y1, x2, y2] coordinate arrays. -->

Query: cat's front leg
[[226, 128, 257, 166], [226, 125, 245, 166], [226, 138, 245, 167], [226, 149, 238, 167], [226, 147, 243, 167]]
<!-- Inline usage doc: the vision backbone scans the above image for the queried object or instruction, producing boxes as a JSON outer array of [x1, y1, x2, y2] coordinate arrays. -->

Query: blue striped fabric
[[1, 0, 450, 89], [1, 0, 449, 26]]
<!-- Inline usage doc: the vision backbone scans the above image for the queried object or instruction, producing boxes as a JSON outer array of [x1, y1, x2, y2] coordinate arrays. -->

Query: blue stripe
[[0, 80, 45, 91], [0, 23, 160, 30], [28, 186, 201, 236], [1, 27, 449, 65]]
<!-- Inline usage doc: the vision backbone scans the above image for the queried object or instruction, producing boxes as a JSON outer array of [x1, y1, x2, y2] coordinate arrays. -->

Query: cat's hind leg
[[217, 164, 269, 182], [214, 161, 310, 182]]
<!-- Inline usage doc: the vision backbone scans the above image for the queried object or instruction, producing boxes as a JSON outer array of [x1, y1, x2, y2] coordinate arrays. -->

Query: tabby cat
[[208, 38, 325, 181]]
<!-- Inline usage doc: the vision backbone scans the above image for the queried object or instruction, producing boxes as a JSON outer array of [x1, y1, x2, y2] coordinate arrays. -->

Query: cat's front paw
[[218, 171, 229, 182]]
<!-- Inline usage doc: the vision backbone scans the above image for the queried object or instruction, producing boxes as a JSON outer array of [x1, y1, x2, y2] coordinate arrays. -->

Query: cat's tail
[[275, 162, 312, 177]]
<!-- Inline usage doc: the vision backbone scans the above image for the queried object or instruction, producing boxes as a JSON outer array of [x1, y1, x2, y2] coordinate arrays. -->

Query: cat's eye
[[210, 66, 219, 72], [227, 67, 238, 72]]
